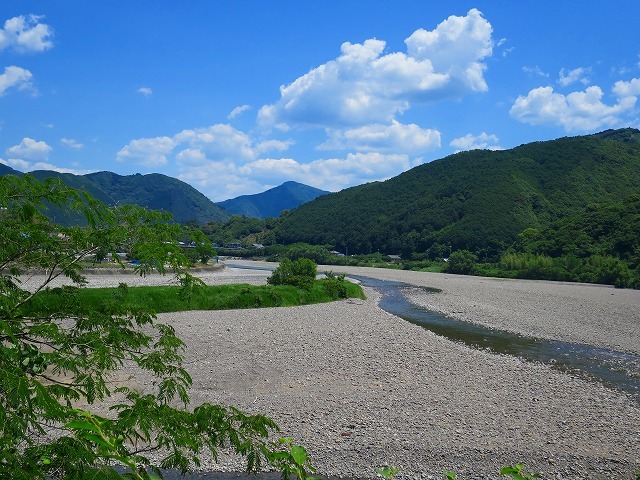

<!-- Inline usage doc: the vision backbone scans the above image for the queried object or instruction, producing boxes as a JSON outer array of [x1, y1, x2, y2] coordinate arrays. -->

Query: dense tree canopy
[[274, 129, 640, 258]]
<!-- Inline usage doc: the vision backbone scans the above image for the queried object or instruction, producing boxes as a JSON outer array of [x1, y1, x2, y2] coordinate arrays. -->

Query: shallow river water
[[350, 275, 640, 399]]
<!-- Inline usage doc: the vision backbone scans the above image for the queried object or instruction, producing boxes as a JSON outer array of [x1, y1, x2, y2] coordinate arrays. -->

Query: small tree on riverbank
[[0, 175, 303, 479], [267, 257, 318, 289]]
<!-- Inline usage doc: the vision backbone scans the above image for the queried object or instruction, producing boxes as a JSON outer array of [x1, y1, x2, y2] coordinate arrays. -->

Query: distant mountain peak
[[217, 181, 329, 219]]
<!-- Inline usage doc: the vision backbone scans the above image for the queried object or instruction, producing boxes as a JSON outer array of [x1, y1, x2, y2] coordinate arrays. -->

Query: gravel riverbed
[[27, 263, 640, 479]]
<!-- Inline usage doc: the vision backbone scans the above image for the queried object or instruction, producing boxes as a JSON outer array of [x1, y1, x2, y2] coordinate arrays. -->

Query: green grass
[[24, 279, 365, 315]]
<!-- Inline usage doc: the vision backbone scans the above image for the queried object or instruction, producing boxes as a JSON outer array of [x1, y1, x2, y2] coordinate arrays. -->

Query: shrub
[[267, 258, 318, 289], [321, 272, 348, 299], [445, 250, 477, 275]]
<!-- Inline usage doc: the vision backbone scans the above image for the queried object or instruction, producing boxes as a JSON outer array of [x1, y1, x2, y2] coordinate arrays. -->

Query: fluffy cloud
[[450, 132, 502, 152], [255, 139, 295, 154], [510, 80, 639, 132], [0, 15, 53, 53], [7, 137, 52, 160], [174, 124, 256, 162], [118, 119, 439, 201], [613, 77, 640, 97], [0, 158, 30, 171], [319, 120, 441, 154], [116, 136, 176, 167], [558, 67, 591, 87], [118, 123, 291, 170], [0, 66, 33, 95], [404, 8, 492, 89], [258, 9, 493, 128], [137, 87, 152, 97], [179, 151, 413, 200]]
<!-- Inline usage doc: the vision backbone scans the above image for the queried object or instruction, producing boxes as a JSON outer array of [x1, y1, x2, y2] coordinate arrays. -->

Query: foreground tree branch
[[1, 174, 310, 480]]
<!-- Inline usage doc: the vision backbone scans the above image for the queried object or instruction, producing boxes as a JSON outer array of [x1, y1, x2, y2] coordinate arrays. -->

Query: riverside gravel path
[[28, 262, 640, 479]]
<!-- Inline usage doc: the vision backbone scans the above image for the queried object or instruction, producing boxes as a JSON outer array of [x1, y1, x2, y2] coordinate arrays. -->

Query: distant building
[[252, 243, 265, 249], [226, 242, 243, 250]]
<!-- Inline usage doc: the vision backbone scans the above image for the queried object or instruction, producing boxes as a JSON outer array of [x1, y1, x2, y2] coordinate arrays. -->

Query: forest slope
[[275, 128, 640, 256]]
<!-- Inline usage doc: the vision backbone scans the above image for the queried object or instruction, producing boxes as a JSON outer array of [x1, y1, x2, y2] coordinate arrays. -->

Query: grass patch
[[24, 279, 365, 315]]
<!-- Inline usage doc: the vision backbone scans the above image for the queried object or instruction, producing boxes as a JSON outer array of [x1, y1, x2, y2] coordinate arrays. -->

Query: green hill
[[84, 171, 229, 224], [2, 169, 229, 225], [275, 128, 640, 257], [217, 181, 328, 218]]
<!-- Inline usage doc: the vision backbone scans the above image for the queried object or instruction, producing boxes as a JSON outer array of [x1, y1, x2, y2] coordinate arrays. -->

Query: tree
[[445, 250, 477, 275], [267, 258, 317, 289], [0, 175, 303, 479]]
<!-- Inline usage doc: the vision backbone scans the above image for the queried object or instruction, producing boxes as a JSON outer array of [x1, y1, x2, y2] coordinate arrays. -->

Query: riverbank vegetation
[[21, 276, 364, 316], [204, 193, 640, 289]]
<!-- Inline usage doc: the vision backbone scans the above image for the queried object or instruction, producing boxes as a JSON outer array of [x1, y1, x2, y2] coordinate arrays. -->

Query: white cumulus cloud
[[319, 120, 441, 154], [174, 124, 256, 163], [7, 137, 52, 160], [509, 80, 639, 132], [258, 9, 493, 129], [613, 77, 640, 97], [450, 132, 502, 152], [0, 66, 33, 95], [137, 87, 152, 97], [179, 151, 413, 201], [119, 123, 295, 171], [1, 157, 88, 175], [116, 136, 176, 167], [119, 120, 436, 201], [0, 14, 53, 53]]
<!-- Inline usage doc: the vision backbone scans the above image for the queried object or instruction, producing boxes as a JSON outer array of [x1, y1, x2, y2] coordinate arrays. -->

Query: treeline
[[482, 194, 640, 288], [199, 195, 640, 288]]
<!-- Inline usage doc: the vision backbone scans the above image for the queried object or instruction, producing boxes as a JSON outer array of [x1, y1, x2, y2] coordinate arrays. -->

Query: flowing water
[[350, 275, 640, 399]]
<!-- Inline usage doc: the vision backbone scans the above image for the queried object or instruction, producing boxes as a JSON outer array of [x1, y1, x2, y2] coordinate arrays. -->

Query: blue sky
[[1, 2, 639, 201]]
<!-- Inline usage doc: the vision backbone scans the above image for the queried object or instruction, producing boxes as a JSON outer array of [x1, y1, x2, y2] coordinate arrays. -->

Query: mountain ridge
[[217, 181, 329, 218], [0, 168, 229, 225], [274, 128, 640, 256], [0, 165, 329, 224]]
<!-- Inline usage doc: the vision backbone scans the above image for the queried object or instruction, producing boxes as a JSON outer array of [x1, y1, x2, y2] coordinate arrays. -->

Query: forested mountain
[[275, 128, 640, 257], [83, 171, 229, 224], [0, 169, 230, 225], [217, 181, 328, 218]]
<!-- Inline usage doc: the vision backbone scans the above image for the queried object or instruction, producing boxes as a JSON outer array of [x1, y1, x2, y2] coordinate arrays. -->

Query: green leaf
[[289, 444, 308, 466], [81, 432, 114, 450], [377, 466, 399, 479], [65, 420, 102, 434]]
